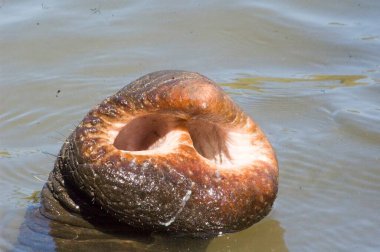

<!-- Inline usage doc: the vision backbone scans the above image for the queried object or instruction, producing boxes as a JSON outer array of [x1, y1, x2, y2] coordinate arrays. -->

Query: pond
[[1, 0, 380, 251]]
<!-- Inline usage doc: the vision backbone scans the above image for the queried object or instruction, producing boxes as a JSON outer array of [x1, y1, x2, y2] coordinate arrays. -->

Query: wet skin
[[40, 70, 278, 236]]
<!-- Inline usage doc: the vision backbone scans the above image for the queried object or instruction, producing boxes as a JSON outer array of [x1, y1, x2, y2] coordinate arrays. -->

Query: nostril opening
[[187, 120, 231, 164], [113, 115, 172, 151], [112, 114, 234, 166]]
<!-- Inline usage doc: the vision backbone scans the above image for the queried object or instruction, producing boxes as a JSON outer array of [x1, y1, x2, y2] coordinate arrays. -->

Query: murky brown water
[[1, 0, 380, 251]]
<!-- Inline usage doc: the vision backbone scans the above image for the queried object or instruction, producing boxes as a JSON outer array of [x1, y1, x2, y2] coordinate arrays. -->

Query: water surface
[[1, 0, 380, 251]]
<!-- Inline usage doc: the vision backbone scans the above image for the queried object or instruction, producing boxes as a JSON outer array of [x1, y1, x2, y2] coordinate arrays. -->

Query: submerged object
[[41, 70, 278, 236]]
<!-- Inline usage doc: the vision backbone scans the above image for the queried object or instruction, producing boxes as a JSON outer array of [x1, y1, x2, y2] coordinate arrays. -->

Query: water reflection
[[220, 74, 368, 92], [15, 204, 286, 251], [208, 218, 287, 252], [16, 206, 210, 251]]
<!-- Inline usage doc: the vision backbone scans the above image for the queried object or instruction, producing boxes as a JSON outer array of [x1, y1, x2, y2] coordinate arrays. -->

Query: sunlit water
[[1, 0, 380, 251]]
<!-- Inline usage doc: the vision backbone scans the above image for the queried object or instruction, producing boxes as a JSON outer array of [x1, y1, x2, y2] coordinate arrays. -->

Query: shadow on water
[[14, 205, 287, 251]]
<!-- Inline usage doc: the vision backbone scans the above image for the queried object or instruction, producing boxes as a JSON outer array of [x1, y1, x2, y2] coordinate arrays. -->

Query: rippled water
[[1, 0, 380, 251]]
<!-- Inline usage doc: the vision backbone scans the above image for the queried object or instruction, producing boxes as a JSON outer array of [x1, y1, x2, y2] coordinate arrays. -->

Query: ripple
[[1, 0, 380, 250], [0, 208, 26, 251], [0, 147, 52, 208], [0, 151, 11, 158], [333, 107, 380, 144]]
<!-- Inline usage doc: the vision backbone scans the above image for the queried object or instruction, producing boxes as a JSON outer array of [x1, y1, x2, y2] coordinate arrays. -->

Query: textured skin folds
[[41, 70, 278, 236]]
